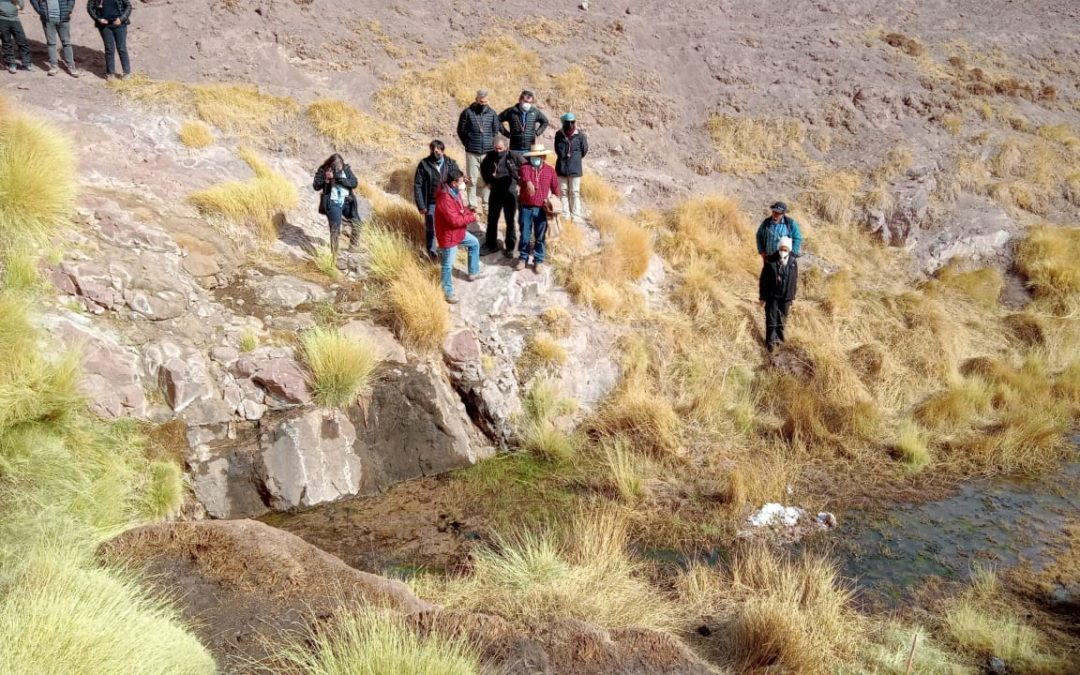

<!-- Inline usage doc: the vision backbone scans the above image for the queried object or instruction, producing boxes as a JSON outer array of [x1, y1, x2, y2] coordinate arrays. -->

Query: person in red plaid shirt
[[515, 143, 560, 273]]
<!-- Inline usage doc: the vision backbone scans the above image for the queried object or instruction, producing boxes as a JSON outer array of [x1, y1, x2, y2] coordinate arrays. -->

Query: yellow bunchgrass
[[178, 119, 214, 148], [661, 193, 757, 277], [109, 75, 299, 137], [523, 332, 569, 371], [934, 263, 1004, 309], [414, 507, 683, 633], [540, 306, 572, 339], [273, 610, 479, 675], [300, 327, 381, 407], [601, 436, 648, 502], [590, 207, 652, 281], [800, 168, 863, 225], [580, 173, 621, 209], [706, 113, 806, 175], [0, 113, 76, 249], [387, 265, 451, 352], [518, 379, 576, 461], [1016, 225, 1080, 313], [894, 419, 931, 473], [187, 148, 298, 242], [311, 246, 340, 279], [306, 98, 400, 151]]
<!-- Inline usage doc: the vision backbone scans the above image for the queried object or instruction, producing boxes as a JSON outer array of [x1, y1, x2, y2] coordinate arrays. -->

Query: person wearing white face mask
[[758, 236, 798, 351], [499, 90, 550, 153]]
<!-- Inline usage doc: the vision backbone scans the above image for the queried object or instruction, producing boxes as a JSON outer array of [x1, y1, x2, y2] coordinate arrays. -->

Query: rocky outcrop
[[249, 273, 332, 309], [189, 361, 492, 519], [101, 520, 714, 675]]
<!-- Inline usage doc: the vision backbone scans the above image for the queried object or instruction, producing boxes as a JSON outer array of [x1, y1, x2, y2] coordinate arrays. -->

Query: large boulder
[[143, 340, 215, 413], [189, 361, 492, 518]]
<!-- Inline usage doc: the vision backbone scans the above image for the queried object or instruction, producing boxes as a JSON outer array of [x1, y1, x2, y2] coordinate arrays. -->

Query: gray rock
[[251, 275, 332, 309], [144, 340, 214, 412], [252, 357, 312, 406], [180, 397, 235, 426], [211, 346, 240, 367], [341, 319, 407, 364], [258, 408, 362, 510], [125, 289, 188, 320]]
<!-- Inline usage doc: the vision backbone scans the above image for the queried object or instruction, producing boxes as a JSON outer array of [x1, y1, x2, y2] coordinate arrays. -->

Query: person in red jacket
[[515, 143, 560, 273], [434, 168, 486, 303]]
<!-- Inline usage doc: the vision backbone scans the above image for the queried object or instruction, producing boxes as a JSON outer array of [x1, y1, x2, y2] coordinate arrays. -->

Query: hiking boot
[[533, 262, 544, 274], [445, 294, 459, 305], [514, 260, 526, 272], [479, 245, 499, 256], [503, 248, 515, 259], [68, 67, 79, 78], [7, 65, 15, 74], [47, 65, 58, 76], [467, 268, 489, 282]]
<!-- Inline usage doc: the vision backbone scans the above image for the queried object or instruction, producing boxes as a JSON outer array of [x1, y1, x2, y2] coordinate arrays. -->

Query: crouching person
[[435, 168, 486, 304], [759, 236, 798, 351]]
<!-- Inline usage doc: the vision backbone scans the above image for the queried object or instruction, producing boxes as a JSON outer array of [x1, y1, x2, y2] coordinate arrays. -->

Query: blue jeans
[[518, 206, 548, 263], [440, 231, 480, 298], [425, 203, 436, 254], [98, 24, 130, 76]]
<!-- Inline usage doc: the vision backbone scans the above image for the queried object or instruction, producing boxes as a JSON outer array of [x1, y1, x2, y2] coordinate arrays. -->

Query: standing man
[[499, 90, 549, 153], [87, 0, 133, 80], [515, 143, 560, 273], [759, 236, 798, 351], [29, 0, 77, 76], [413, 140, 461, 257], [480, 137, 522, 257], [456, 89, 500, 214], [554, 112, 588, 222], [756, 201, 802, 265], [0, 0, 31, 74]]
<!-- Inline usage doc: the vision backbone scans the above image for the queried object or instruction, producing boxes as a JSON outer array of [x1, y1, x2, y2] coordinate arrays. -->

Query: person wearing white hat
[[758, 235, 798, 351], [515, 143, 560, 273], [554, 112, 588, 222]]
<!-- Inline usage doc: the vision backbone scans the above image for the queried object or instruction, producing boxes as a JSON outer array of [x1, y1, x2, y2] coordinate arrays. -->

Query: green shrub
[[301, 327, 381, 407]]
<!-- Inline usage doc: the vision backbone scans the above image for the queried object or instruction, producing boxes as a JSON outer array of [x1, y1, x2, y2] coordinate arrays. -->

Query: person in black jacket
[[29, 0, 77, 76], [758, 236, 798, 351], [413, 139, 462, 257], [87, 0, 131, 79], [456, 89, 500, 213], [312, 153, 360, 259], [479, 137, 522, 257], [0, 0, 32, 74], [554, 112, 588, 221], [499, 90, 549, 153]]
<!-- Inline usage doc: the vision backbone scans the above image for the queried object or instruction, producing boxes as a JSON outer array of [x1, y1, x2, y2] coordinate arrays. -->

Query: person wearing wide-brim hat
[[515, 143, 561, 273], [554, 112, 589, 222], [755, 201, 802, 265]]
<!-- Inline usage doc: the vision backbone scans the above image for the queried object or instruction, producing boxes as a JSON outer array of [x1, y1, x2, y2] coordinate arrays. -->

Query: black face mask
[[563, 122, 574, 132]]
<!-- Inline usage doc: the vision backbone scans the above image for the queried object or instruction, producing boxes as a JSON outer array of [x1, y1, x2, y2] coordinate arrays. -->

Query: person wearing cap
[[554, 112, 588, 222], [759, 236, 798, 351], [480, 136, 523, 257], [515, 143, 560, 273], [456, 89, 500, 213], [756, 201, 802, 264], [434, 167, 487, 304], [499, 90, 550, 153], [414, 139, 462, 257]]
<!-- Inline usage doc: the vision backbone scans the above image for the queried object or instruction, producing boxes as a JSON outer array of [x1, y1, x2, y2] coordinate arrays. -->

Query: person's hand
[[759, 300, 766, 307], [98, 18, 107, 24], [525, 181, 536, 196], [112, 18, 121, 25], [419, 208, 427, 215]]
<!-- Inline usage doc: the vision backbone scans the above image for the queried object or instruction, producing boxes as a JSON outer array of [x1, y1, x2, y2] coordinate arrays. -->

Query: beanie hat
[[778, 236, 793, 251]]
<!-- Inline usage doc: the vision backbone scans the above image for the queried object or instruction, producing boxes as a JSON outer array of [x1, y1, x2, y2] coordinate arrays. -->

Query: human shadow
[[274, 214, 323, 255], [15, 34, 108, 78]]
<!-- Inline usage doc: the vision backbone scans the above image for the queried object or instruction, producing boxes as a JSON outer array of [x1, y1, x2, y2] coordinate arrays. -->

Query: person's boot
[[533, 262, 544, 274], [67, 64, 79, 78], [514, 260, 526, 272], [7, 64, 15, 74], [47, 65, 58, 76]]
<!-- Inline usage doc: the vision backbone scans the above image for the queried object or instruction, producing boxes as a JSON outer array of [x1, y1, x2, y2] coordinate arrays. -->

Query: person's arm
[[480, 153, 497, 185], [312, 169, 326, 192], [759, 264, 770, 305], [756, 223, 766, 258], [339, 166, 358, 190], [789, 260, 798, 302], [790, 218, 803, 256], [87, 0, 101, 21], [498, 108, 511, 138], [487, 110, 500, 142], [29, 0, 43, 17], [534, 109, 549, 138], [549, 168, 561, 198], [413, 164, 426, 212], [118, 0, 132, 23], [456, 109, 468, 147], [580, 133, 589, 158]]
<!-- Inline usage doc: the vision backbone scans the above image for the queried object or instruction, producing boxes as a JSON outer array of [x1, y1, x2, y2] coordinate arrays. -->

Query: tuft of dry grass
[[894, 419, 931, 473], [413, 507, 684, 633], [187, 148, 298, 242], [540, 306, 572, 339], [306, 98, 400, 151], [590, 207, 652, 281], [882, 32, 925, 56], [311, 247, 340, 279], [800, 169, 863, 225], [592, 387, 682, 459], [0, 113, 76, 250], [914, 378, 992, 433], [523, 332, 569, 371], [1016, 225, 1080, 313], [660, 194, 757, 277], [934, 262, 1003, 309], [300, 327, 381, 407], [580, 174, 621, 209], [386, 265, 450, 352], [178, 120, 213, 149], [706, 113, 806, 176]]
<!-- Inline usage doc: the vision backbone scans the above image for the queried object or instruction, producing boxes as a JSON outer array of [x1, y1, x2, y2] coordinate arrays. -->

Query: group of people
[[311, 86, 799, 350], [0, 0, 132, 79], [314, 88, 589, 305]]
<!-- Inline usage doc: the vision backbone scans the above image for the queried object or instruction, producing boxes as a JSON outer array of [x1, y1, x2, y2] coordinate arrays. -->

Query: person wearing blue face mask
[[499, 90, 549, 153], [515, 143, 560, 273]]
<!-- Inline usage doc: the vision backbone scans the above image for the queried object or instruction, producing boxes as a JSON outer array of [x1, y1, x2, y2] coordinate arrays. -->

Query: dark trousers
[[325, 202, 359, 255], [0, 19, 30, 67], [98, 24, 129, 75], [424, 202, 436, 254], [765, 299, 791, 349], [485, 186, 517, 250]]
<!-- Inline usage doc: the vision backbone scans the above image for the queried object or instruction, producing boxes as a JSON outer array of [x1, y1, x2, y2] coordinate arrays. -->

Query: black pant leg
[[503, 187, 517, 250], [113, 24, 129, 74], [0, 21, 13, 66], [99, 25, 116, 74], [484, 190, 501, 249], [11, 20, 29, 65], [777, 301, 791, 343]]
